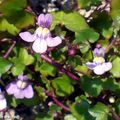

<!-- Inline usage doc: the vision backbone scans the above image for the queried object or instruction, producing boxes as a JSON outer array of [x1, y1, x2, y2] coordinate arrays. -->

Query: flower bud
[[109, 96, 115, 104], [96, 43, 101, 49], [68, 45, 77, 56]]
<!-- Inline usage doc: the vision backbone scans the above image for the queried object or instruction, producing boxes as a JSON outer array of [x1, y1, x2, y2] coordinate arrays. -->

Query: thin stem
[[45, 91, 70, 112], [31, 79, 70, 112], [41, 54, 80, 81], [25, 6, 36, 16], [109, 107, 120, 120], [3, 41, 16, 59], [105, 38, 117, 53]]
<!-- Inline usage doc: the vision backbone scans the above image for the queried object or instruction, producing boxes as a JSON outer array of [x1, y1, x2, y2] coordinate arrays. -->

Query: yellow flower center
[[93, 57, 105, 64], [42, 28, 49, 37], [36, 26, 43, 33], [17, 80, 27, 89], [36, 27, 49, 37], [43, 28, 49, 34]]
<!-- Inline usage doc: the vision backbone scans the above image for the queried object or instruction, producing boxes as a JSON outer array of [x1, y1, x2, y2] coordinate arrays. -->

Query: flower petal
[[45, 14, 52, 28], [86, 62, 96, 70], [93, 64, 105, 75], [24, 85, 34, 99], [94, 48, 105, 57], [18, 75, 28, 81], [102, 62, 112, 72], [38, 14, 45, 26], [46, 36, 62, 47], [19, 32, 35, 42], [32, 38, 47, 53], [0, 99, 7, 111], [14, 90, 24, 99], [6, 82, 19, 95]]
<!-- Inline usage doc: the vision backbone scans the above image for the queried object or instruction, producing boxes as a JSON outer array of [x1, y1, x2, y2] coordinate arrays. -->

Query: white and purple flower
[[6, 75, 34, 99], [0, 89, 7, 111], [19, 14, 62, 53], [86, 47, 112, 75]]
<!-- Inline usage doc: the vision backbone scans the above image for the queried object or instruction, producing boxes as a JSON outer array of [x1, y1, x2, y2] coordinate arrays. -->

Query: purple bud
[[68, 45, 77, 56]]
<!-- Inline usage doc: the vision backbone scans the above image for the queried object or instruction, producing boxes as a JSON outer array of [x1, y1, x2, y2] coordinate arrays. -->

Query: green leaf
[[11, 48, 34, 76], [74, 29, 99, 44], [11, 62, 25, 76], [64, 12, 89, 32], [0, 19, 19, 35], [75, 65, 88, 75], [19, 48, 34, 66], [8, 95, 40, 107], [111, 0, 120, 28], [81, 76, 103, 97], [111, 57, 120, 78], [70, 99, 94, 120], [88, 102, 109, 120], [52, 75, 74, 97], [98, 39, 109, 49], [51, 11, 88, 32], [34, 86, 47, 101], [0, 0, 27, 16], [83, 50, 93, 61], [68, 56, 81, 67], [35, 62, 57, 77], [77, 0, 101, 9], [0, 57, 12, 76], [79, 41, 90, 53], [49, 104, 61, 114], [8, 11, 34, 29], [13, 11, 34, 29], [64, 114, 77, 120], [0, 0, 34, 29], [102, 78, 120, 91], [35, 114, 53, 120], [90, 11, 113, 38], [115, 99, 120, 115], [51, 11, 64, 30]]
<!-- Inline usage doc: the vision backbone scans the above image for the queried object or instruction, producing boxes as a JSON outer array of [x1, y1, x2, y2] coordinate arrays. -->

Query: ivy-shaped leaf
[[74, 28, 99, 44], [111, 57, 120, 78], [111, 0, 120, 28], [0, 57, 12, 76], [52, 75, 74, 97], [35, 61, 57, 77], [88, 102, 109, 120], [70, 99, 94, 120], [51, 11, 88, 32], [19, 48, 34, 66], [81, 76, 103, 97], [77, 0, 101, 9], [0, 19, 19, 35], [11, 48, 34, 76]]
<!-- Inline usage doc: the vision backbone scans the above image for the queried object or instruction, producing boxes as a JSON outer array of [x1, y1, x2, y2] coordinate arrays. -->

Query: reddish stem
[[110, 108, 120, 120], [41, 54, 80, 81], [45, 91, 70, 111], [3, 41, 16, 59]]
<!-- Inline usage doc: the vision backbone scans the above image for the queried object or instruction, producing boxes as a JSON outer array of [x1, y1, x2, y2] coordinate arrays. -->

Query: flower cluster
[[19, 14, 62, 53], [86, 47, 112, 75]]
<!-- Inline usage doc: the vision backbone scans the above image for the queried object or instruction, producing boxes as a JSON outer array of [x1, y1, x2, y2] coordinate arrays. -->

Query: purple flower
[[86, 47, 112, 75], [19, 14, 62, 53], [6, 75, 34, 99], [0, 89, 7, 111]]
